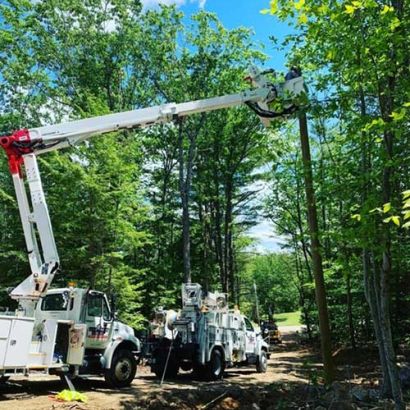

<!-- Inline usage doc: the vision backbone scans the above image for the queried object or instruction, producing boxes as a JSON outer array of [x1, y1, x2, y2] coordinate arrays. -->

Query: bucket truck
[[0, 67, 303, 387], [149, 283, 270, 380]]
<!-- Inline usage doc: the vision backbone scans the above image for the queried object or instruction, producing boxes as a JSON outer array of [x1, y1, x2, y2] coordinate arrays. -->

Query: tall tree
[[262, 0, 409, 405], [298, 111, 335, 382]]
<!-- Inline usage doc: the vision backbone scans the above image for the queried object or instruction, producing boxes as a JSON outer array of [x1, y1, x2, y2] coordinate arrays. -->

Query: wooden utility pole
[[298, 111, 335, 383]]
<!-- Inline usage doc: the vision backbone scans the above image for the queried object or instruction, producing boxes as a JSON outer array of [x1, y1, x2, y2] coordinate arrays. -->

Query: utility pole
[[298, 110, 335, 383]]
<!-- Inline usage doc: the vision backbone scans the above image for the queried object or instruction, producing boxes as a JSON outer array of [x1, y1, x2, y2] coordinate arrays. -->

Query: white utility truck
[[0, 67, 303, 387], [149, 283, 269, 380]]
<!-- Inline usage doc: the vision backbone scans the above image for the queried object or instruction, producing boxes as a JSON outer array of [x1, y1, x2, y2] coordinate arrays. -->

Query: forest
[[0, 0, 409, 409]]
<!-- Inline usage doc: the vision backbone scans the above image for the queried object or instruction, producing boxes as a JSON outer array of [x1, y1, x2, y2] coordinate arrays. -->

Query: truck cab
[[34, 287, 140, 387], [242, 316, 269, 373]]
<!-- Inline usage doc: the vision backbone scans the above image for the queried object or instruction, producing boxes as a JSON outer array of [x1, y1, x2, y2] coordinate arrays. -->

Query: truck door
[[244, 317, 256, 354], [85, 292, 112, 349]]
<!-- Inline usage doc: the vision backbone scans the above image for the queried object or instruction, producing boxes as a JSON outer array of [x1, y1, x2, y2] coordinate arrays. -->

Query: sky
[[141, 0, 293, 71], [142, 0, 293, 253]]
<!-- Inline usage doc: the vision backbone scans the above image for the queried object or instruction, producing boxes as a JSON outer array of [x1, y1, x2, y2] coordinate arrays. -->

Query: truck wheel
[[256, 351, 268, 373], [105, 349, 137, 388], [206, 350, 224, 380], [0, 376, 9, 384]]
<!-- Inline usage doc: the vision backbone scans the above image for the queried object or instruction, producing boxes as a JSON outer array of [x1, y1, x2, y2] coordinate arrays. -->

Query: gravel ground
[[0, 331, 314, 410]]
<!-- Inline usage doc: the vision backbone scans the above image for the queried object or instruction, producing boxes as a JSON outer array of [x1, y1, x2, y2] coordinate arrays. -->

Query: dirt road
[[0, 329, 315, 410]]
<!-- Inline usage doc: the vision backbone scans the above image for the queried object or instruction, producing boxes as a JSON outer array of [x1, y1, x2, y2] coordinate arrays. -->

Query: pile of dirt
[[122, 383, 307, 410]]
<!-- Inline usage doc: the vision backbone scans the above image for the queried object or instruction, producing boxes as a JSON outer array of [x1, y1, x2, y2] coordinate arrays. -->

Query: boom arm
[[0, 67, 304, 310]]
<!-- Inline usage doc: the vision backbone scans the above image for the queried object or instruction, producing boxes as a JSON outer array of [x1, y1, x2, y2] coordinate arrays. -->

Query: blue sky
[[142, 0, 292, 252], [142, 0, 293, 71]]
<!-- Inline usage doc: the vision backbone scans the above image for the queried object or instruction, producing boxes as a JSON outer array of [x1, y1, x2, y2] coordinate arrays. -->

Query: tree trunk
[[357, 77, 399, 401], [178, 121, 196, 284], [294, 241, 312, 340], [346, 273, 356, 349], [224, 177, 234, 300], [378, 126, 403, 407], [212, 179, 226, 292], [374, 43, 404, 403], [298, 112, 335, 383], [363, 251, 392, 396]]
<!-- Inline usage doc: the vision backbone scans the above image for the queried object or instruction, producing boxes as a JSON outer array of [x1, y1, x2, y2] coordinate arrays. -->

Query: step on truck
[[0, 66, 302, 387], [149, 283, 270, 380]]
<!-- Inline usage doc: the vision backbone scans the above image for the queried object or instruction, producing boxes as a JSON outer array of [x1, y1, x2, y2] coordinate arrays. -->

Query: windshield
[[41, 293, 73, 311], [244, 317, 254, 332]]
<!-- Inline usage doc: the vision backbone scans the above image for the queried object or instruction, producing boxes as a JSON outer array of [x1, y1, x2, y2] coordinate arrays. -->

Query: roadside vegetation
[[274, 311, 301, 327]]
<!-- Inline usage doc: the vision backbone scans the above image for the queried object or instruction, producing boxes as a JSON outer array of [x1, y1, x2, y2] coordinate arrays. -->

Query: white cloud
[[141, 0, 206, 9], [246, 220, 287, 253]]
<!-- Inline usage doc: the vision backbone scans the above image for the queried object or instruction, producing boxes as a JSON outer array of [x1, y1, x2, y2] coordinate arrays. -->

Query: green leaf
[[384, 216, 401, 226], [344, 4, 357, 14], [367, 118, 385, 130], [391, 216, 401, 226], [318, 4, 329, 14], [294, 0, 305, 10], [390, 109, 406, 121], [383, 202, 391, 213], [269, 0, 278, 14], [298, 13, 308, 24], [402, 190, 410, 199], [0, 188, 16, 204], [351, 214, 361, 221], [381, 5, 393, 14], [390, 17, 401, 31]]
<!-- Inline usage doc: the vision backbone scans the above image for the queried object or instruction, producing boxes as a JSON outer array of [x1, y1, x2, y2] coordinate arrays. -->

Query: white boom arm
[[0, 67, 304, 310]]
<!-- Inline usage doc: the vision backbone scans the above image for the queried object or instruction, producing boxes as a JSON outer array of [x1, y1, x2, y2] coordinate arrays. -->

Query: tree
[[298, 111, 335, 382], [262, 0, 409, 405], [0, 0, 152, 326], [243, 253, 300, 319], [138, 8, 269, 298]]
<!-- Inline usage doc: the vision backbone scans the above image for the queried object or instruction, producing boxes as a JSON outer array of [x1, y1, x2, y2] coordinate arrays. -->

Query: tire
[[206, 350, 224, 380], [256, 351, 268, 373], [180, 360, 192, 372], [105, 349, 137, 388], [0, 376, 9, 384]]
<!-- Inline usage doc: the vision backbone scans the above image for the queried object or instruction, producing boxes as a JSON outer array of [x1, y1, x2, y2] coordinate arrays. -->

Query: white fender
[[102, 329, 140, 369]]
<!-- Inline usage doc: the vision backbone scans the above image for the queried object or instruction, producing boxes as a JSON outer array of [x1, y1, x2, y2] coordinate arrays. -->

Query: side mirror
[[110, 293, 118, 319]]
